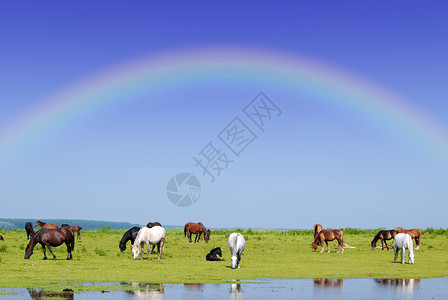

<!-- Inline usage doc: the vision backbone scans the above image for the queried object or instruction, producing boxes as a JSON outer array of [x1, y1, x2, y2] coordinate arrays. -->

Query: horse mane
[[312, 230, 322, 244], [371, 232, 380, 244]]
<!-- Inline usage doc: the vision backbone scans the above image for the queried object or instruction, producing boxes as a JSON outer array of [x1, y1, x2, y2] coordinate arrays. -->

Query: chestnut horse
[[371, 230, 397, 250], [184, 222, 211, 243], [61, 224, 83, 240], [24, 227, 74, 260], [312, 229, 344, 253], [395, 228, 421, 250], [35, 220, 58, 229], [313, 224, 323, 246]]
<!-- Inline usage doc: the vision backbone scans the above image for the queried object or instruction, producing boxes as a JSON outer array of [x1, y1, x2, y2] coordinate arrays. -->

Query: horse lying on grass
[[206, 247, 225, 261]]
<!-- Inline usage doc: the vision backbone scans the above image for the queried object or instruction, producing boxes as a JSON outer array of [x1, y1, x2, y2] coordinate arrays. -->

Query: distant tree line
[[0, 218, 143, 230]]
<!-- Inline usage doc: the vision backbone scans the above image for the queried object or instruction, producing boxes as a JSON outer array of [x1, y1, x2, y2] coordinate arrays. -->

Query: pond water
[[1, 277, 447, 299]]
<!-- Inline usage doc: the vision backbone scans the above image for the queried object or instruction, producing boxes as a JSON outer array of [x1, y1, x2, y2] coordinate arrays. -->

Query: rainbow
[[1, 46, 448, 165]]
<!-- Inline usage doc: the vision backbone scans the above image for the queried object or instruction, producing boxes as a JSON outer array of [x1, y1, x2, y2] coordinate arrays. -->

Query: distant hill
[[0, 218, 144, 230]]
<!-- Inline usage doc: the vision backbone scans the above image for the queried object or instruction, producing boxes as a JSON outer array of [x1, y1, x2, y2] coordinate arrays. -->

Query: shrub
[[94, 248, 106, 256]]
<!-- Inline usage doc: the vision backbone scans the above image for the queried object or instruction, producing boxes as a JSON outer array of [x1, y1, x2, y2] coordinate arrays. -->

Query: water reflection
[[27, 288, 74, 300], [122, 283, 164, 299], [184, 283, 203, 291], [229, 282, 243, 300], [375, 278, 420, 294], [313, 278, 343, 288]]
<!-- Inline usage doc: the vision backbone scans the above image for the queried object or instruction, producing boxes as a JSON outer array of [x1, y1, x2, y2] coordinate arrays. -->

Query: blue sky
[[1, 1, 447, 229]]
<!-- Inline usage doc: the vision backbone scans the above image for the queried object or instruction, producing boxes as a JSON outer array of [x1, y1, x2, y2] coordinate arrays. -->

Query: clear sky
[[1, 1, 447, 229]]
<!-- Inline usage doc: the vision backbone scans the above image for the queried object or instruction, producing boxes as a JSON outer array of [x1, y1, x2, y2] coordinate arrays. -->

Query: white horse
[[228, 233, 246, 269], [132, 226, 166, 260], [394, 233, 414, 264]]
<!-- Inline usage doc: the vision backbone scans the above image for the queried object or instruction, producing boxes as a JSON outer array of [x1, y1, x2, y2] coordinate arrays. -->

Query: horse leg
[[65, 241, 72, 260], [140, 242, 145, 259], [187, 231, 192, 243], [41, 244, 47, 260], [393, 247, 398, 263], [158, 238, 164, 259], [151, 244, 157, 254], [325, 240, 330, 253], [381, 239, 384, 250], [415, 237, 420, 250], [320, 238, 325, 253], [195, 232, 201, 243], [401, 247, 405, 264], [146, 242, 151, 259], [384, 240, 389, 250], [45, 243, 56, 260]]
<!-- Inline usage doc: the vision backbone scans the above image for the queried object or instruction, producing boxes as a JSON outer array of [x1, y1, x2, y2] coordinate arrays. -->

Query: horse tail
[[232, 234, 238, 255], [313, 225, 318, 237], [184, 225, 187, 236]]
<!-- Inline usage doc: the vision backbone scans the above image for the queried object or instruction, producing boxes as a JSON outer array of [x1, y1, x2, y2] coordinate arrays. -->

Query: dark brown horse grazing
[[35, 220, 58, 229], [184, 222, 211, 243], [313, 224, 323, 246], [147, 222, 162, 228], [395, 228, 422, 249], [312, 229, 344, 253], [371, 230, 397, 250], [25, 227, 74, 260], [25, 222, 35, 240]]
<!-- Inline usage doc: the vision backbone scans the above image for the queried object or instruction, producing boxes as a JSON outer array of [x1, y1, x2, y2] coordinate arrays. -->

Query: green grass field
[[0, 228, 447, 291]]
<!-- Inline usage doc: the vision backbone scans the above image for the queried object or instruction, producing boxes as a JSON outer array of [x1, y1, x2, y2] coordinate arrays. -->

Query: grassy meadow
[[0, 227, 447, 291]]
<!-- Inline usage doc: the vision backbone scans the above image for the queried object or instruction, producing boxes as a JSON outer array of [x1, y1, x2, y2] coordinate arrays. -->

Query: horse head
[[231, 255, 238, 269], [131, 243, 139, 260], [311, 242, 318, 252], [371, 240, 377, 250], [119, 242, 126, 252], [24, 243, 33, 259], [204, 229, 211, 243]]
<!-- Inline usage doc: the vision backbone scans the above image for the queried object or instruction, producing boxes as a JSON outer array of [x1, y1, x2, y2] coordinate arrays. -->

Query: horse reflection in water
[[229, 282, 244, 300], [375, 279, 421, 294], [123, 283, 164, 299], [184, 283, 203, 290], [313, 279, 343, 288], [27, 288, 73, 300]]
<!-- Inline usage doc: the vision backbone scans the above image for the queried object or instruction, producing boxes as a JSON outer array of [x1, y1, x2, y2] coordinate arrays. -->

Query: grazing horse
[[206, 247, 225, 261], [312, 229, 344, 253], [394, 233, 415, 264], [313, 224, 323, 246], [132, 226, 166, 260], [395, 228, 421, 250], [184, 222, 211, 243], [25, 222, 35, 240], [119, 227, 141, 252], [61, 225, 82, 240], [371, 230, 397, 250], [0, 234, 3, 240], [24, 227, 74, 260], [228, 233, 245, 269], [147, 222, 162, 228], [35, 220, 58, 229]]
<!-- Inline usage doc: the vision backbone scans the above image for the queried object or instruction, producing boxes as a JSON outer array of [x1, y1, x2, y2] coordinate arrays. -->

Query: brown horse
[[395, 228, 422, 249], [371, 230, 397, 250], [184, 222, 211, 243], [61, 224, 83, 240], [25, 227, 74, 260], [313, 224, 323, 246], [35, 220, 58, 229], [147, 222, 162, 228], [312, 229, 344, 253]]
